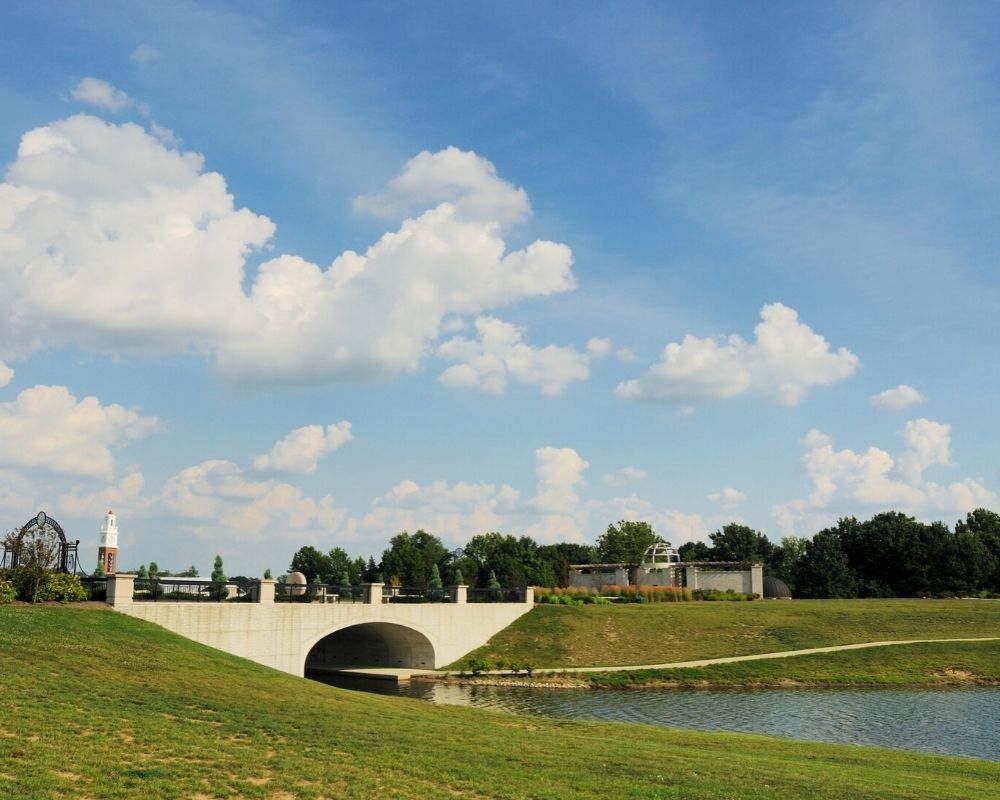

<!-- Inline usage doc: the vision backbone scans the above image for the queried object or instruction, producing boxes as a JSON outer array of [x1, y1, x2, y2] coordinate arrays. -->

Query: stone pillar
[[685, 566, 699, 591], [255, 579, 276, 604], [450, 584, 468, 604], [751, 564, 763, 597], [363, 583, 384, 604], [107, 573, 135, 606], [523, 586, 535, 605]]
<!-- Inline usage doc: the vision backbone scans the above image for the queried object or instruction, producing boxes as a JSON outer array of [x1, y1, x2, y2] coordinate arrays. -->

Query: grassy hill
[[451, 598, 1000, 672], [2, 605, 999, 799]]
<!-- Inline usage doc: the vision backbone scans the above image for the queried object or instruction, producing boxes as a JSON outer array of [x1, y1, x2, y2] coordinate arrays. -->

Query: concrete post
[[107, 573, 135, 607], [524, 586, 535, 605], [256, 579, 276, 604], [450, 584, 468, 604], [685, 566, 699, 591], [363, 583, 384, 604], [751, 564, 763, 597]]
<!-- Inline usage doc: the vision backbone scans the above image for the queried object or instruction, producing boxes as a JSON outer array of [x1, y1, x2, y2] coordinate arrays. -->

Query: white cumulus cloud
[[617, 303, 859, 405], [0, 362, 12, 387], [871, 384, 925, 409], [774, 420, 994, 536], [0, 385, 161, 479], [708, 487, 747, 506], [437, 316, 595, 395], [603, 466, 648, 487], [532, 446, 589, 514], [252, 422, 353, 474], [353, 146, 530, 227], [71, 78, 135, 111], [0, 116, 576, 387], [160, 459, 344, 537]]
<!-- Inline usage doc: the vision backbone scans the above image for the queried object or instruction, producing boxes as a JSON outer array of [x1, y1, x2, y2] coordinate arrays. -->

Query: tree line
[[284, 509, 1000, 599]]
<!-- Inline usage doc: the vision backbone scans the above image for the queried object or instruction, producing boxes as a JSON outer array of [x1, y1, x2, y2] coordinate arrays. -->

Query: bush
[[0, 576, 14, 604], [35, 572, 87, 603]]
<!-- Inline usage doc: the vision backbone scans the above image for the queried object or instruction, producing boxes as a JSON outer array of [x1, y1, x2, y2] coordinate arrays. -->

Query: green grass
[[579, 640, 1000, 687], [452, 599, 1000, 669], [2, 606, 999, 799]]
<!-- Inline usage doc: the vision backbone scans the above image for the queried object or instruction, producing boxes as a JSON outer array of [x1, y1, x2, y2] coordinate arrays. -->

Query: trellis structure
[[1, 511, 81, 574]]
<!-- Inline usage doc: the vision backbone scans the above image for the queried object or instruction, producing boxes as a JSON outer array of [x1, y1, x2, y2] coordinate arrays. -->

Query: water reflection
[[312, 674, 1000, 761]]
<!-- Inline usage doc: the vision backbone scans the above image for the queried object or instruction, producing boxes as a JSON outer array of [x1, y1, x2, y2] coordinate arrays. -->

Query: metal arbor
[[1, 511, 80, 574]]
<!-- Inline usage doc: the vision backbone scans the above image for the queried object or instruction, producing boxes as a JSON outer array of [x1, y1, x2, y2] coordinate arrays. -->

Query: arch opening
[[304, 623, 436, 676]]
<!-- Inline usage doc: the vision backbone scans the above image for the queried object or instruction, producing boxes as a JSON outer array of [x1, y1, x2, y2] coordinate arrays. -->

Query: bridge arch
[[303, 622, 435, 676]]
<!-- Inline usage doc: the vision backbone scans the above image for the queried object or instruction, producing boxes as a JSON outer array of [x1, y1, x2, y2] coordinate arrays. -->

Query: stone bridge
[[106, 576, 533, 677]]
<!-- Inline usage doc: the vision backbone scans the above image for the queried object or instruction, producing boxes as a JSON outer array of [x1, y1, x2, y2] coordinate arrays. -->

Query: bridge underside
[[304, 622, 436, 675]]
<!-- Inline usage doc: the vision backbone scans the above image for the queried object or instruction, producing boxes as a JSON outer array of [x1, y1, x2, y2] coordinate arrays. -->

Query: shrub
[[466, 657, 492, 675], [0, 576, 14, 604], [35, 572, 87, 603]]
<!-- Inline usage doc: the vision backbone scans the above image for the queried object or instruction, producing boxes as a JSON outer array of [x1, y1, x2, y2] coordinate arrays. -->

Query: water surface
[[315, 674, 1000, 761]]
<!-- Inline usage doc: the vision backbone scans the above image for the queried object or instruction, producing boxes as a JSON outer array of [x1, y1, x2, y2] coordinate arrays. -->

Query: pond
[[314, 675, 1000, 761]]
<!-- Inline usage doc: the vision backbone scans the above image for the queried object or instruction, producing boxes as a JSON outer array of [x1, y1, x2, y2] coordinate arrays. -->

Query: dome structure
[[642, 541, 680, 566], [763, 576, 792, 599]]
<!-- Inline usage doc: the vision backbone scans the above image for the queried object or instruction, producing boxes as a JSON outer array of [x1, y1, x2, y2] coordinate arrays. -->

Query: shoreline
[[420, 673, 1000, 690]]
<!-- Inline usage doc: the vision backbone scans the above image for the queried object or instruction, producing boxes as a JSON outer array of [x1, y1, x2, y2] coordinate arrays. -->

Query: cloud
[[252, 422, 353, 474], [774, 420, 994, 535], [617, 303, 859, 405], [871, 384, 926, 409], [0, 385, 161, 479], [531, 446, 590, 515], [603, 466, 648, 487], [708, 487, 747, 506], [130, 44, 160, 64], [353, 146, 530, 227], [160, 459, 344, 537], [58, 472, 147, 519], [616, 347, 637, 362], [896, 418, 950, 484], [0, 117, 576, 387], [0, 362, 12, 387], [362, 478, 520, 545], [437, 316, 595, 395], [71, 78, 135, 111]]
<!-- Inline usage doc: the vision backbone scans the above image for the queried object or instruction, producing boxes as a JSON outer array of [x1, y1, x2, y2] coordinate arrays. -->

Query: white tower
[[97, 510, 119, 574]]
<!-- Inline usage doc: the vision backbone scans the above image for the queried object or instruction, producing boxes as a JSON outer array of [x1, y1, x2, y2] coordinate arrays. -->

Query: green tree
[[794, 530, 856, 598], [327, 547, 360, 586], [770, 536, 808, 592], [176, 565, 199, 577], [381, 530, 448, 588], [709, 523, 775, 565], [956, 508, 1000, 591], [596, 521, 661, 564], [263, 567, 273, 580], [537, 543, 596, 587], [677, 541, 712, 562], [288, 546, 331, 583], [461, 533, 553, 588], [209, 554, 228, 600]]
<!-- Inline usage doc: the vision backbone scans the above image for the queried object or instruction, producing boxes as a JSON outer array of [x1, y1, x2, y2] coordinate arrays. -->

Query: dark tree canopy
[[381, 530, 449, 588], [709, 524, 775, 564], [596, 521, 661, 564]]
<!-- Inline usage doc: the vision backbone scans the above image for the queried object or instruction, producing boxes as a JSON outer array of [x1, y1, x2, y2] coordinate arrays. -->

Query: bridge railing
[[468, 587, 527, 603], [274, 582, 368, 604], [101, 576, 533, 606], [382, 586, 452, 604], [132, 578, 249, 602]]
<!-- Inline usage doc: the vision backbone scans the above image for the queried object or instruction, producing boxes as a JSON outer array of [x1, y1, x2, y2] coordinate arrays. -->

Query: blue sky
[[1, 1, 998, 577]]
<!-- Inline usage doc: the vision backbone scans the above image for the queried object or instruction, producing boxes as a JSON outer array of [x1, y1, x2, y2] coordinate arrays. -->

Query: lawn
[[2, 605, 998, 799], [451, 599, 1000, 670]]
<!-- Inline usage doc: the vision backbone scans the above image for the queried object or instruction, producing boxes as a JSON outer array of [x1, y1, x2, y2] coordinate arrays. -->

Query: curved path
[[529, 637, 1000, 675]]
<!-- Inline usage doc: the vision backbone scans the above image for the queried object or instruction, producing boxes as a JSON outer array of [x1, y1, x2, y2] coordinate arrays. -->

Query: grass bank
[[451, 599, 1000, 670], [2, 606, 999, 799]]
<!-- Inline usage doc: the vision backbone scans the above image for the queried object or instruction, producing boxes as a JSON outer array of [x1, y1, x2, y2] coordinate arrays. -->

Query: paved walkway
[[528, 637, 1000, 675]]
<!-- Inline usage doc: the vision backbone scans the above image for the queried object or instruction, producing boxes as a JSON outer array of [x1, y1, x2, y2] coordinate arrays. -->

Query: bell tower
[[97, 510, 119, 575]]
